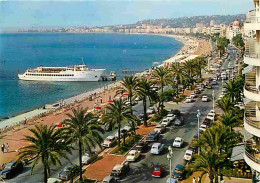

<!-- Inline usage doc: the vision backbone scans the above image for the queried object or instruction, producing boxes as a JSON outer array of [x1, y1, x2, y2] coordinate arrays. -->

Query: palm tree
[[121, 129, 128, 146], [218, 111, 238, 127], [62, 107, 105, 182], [190, 148, 226, 183], [216, 96, 234, 113], [194, 57, 206, 78], [224, 80, 238, 103], [152, 66, 172, 93], [171, 62, 184, 94], [152, 66, 172, 113], [136, 78, 157, 126], [102, 99, 135, 146], [183, 60, 197, 90], [116, 76, 138, 114], [18, 124, 73, 183]]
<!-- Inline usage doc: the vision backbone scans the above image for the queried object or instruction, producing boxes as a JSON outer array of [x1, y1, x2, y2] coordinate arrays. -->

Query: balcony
[[245, 102, 260, 137], [244, 40, 260, 66], [245, 12, 260, 30], [244, 138, 260, 172]]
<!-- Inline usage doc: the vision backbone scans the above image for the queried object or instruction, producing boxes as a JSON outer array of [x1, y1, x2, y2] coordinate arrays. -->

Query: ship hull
[[18, 69, 105, 82]]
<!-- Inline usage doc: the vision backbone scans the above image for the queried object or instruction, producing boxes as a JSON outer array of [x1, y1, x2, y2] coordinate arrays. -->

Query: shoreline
[[0, 33, 200, 130]]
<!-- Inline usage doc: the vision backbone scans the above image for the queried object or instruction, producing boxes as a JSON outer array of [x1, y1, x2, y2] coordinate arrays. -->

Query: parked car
[[199, 124, 208, 132], [171, 109, 181, 117], [103, 176, 117, 183], [211, 80, 217, 85], [147, 107, 155, 115], [173, 117, 184, 126], [190, 93, 196, 98], [82, 151, 98, 165], [110, 163, 130, 180], [183, 149, 193, 161], [137, 113, 145, 120], [166, 113, 176, 122], [126, 150, 141, 162], [206, 84, 212, 89], [203, 118, 211, 126], [166, 178, 178, 183], [202, 96, 208, 102], [161, 118, 171, 127], [134, 141, 148, 153], [146, 132, 160, 142], [152, 166, 164, 178], [173, 137, 184, 148], [172, 164, 185, 180], [206, 113, 215, 121], [102, 136, 116, 148], [154, 124, 166, 134], [0, 160, 23, 179], [151, 143, 164, 155], [185, 96, 194, 103], [58, 163, 77, 181]]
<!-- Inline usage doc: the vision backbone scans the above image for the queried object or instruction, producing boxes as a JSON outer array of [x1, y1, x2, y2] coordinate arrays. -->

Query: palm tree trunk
[[209, 173, 214, 183], [161, 83, 164, 113], [118, 124, 121, 147], [79, 140, 83, 182], [123, 136, 125, 146], [143, 97, 148, 127], [129, 93, 133, 115], [43, 164, 48, 183]]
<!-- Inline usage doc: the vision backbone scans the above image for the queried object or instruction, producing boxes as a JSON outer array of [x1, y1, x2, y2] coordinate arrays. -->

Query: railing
[[245, 84, 258, 94], [245, 116, 260, 129], [245, 12, 260, 23], [245, 146, 260, 165]]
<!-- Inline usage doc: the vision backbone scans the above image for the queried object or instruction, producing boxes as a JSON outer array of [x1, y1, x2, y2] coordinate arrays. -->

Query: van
[[110, 163, 130, 180]]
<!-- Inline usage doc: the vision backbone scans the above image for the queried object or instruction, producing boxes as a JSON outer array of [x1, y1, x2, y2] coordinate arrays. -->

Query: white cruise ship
[[18, 64, 105, 82]]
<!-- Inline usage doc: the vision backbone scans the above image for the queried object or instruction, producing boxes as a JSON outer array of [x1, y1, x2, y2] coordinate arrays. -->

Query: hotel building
[[244, 0, 260, 182]]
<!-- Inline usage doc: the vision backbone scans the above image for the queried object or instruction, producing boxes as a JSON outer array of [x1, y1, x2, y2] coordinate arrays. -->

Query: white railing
[[245, 39, 260, 58]]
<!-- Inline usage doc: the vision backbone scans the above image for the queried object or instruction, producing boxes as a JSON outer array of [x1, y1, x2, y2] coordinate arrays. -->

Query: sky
[[0, 0, 254, 30]]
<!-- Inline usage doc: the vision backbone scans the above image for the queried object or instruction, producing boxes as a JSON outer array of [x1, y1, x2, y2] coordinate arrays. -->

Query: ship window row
[[26, 74, 74, 77]]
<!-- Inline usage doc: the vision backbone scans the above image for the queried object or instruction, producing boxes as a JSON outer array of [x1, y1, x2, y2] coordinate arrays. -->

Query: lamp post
[[167, 146, 174, 183], [212, 90, 215, 112], [222, 78, 224, 89], [197, 109, 201, 155]]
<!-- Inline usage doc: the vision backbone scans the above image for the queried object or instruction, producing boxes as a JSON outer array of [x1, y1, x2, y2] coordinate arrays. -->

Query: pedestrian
[[1, 143, 5, 153], [5, 143, 9, 153], [100, 97, 103, 103], [193, 177, 197, 183], [197, 177, 200, 183]]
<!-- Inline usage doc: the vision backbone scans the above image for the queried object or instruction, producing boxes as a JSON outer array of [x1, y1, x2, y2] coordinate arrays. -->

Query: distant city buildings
[[19, 19, 244, 41]]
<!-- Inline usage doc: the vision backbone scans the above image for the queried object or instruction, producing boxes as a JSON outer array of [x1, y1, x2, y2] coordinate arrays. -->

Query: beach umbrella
[[95, 106, 102, 110], [108, 100, 114, 103], [123, 93, 129, 96]]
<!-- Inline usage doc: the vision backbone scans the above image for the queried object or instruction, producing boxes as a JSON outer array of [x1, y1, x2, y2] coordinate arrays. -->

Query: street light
[[167, 146, 174, 183], [197, 109, 201, 155], [212, 90, 215, 112], [222, 78, 224, 89]]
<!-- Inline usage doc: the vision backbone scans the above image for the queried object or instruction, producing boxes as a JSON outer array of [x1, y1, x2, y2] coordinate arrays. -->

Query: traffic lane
[[122, 86, 222, 183]]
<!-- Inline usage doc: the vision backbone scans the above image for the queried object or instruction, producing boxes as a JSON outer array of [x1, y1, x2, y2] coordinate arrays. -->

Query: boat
[[18, 64, 105, 82]]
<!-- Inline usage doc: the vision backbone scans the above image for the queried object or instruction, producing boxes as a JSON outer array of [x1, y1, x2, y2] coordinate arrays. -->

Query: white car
[[186, 96, 194, 103], [173, 137, 184, 148], [166, 114, 176, 122], [151, 143, 164, 155], [82, 151, 98, 165], [183, 149, 193, 161], [147, 107, 155, 115], [190, 93, 196, 99], [102, 136, 116, 148], [197, 87, 203, 92], [154, 125, 166, 134], [202, 96, 208, 102], [210, 110, 216, 114], [235, 102, 245, 110], [206, 113, 215, 121], [126, 150, 141, 162], [161, 118, 171, 127], [199, 124, 208, 132]]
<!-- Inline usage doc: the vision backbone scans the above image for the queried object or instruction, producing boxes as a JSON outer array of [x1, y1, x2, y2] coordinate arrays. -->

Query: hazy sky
[[0, 0, 254, 29]]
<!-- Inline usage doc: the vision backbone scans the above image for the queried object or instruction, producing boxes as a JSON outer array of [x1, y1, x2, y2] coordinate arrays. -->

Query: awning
[[242, 65, 255, 75], [231, 145, 245, 162]]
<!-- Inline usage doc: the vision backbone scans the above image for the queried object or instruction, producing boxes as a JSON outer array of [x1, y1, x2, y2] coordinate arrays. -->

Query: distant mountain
[[135, 14, 245, 27]]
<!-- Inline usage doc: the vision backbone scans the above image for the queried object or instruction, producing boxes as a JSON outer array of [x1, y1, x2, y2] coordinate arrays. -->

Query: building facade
[[244, 1, 260, 182]]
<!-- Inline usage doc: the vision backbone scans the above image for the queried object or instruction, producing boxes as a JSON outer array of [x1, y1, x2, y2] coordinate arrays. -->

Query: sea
[[0, 33, 183, 119]]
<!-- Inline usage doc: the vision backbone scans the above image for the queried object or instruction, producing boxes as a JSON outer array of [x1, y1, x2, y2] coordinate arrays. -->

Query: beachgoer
[[197, 177, 200, 183], [1, 144, 5, 153], [192, 177, 196, 183], [5, 143, 9, 153], [100, 98, 103, 103]]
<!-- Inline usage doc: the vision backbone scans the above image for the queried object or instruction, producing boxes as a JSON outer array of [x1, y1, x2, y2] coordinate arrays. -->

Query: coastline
[[0, 33, 202, 131]]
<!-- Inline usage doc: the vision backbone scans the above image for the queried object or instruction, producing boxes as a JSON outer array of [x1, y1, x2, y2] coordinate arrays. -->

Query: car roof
[[107, 136, 114, 139], [155, 125, 162, 127], [152, 143, 161, 147], [175, 137, 182, 140], [113, 164, 123, 170], [185, 150, 193, 154], [175, 164, 185, 169], [129, 150, 137, 154], [103, 176, 114, 181]]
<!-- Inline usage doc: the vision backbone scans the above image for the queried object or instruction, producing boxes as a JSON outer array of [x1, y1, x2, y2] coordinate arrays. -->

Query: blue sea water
[[0, 33, 182, 119]]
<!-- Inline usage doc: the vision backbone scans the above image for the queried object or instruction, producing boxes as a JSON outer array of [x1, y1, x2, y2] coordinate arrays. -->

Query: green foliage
[[232, 34, 245, 49], [18, 124, 73, 183]]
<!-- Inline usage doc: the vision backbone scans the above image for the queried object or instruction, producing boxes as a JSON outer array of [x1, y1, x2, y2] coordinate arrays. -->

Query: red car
[[152, 166, 164, 177]]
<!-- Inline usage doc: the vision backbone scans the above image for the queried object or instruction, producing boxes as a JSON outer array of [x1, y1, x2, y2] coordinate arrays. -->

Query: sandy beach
[[0, 33, 211, 167]]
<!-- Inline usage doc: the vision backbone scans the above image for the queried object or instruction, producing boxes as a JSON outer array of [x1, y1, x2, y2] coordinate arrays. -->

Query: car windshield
[[154, 167, 160, 171], [175, 140, 181, 143], [4, 163, 13, 170], [186, 153, 192, 156], [152, 146, 158, 149]]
